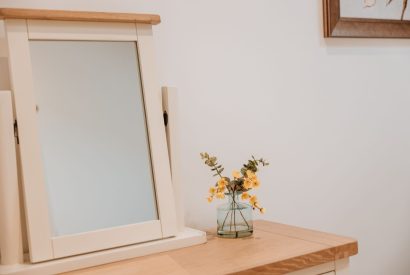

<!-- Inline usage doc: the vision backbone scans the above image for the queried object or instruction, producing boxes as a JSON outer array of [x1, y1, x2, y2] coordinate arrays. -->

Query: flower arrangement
[[200, 152, 269, 213]]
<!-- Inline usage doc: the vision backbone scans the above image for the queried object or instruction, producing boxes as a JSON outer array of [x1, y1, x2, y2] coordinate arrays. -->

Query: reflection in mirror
[[29, 41, 158, 237]]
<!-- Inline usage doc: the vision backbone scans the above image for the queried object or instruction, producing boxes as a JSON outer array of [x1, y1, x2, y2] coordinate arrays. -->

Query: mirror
[[29, 41, 158, 237]]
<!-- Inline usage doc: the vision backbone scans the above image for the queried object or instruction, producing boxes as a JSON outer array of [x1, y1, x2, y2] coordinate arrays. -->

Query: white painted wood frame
[[0, 91, 24, 265], [4, 19, 177, 263], [287, 259, 349, 275], [162, 87, 185, 232]]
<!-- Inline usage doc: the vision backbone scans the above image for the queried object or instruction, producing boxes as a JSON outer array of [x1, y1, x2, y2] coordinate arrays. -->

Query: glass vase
[[217, 192, 253, 238]]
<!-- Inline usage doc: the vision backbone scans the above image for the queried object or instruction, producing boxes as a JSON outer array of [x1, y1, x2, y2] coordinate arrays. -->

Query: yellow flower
[[207, 196, 213, 203], [260, 207, 266, 214], [253, 178, 260, 188], [232, 170, 241, 179], [216, 192, 225, 199], [246, 170, 256, 179], [217, 178, 228, 189], [241, 192, 250, 200], [217, 187, 225, 193], [209, 187, 216, 194], [243, 178, 253, 189], [249, 195, 258, 206]]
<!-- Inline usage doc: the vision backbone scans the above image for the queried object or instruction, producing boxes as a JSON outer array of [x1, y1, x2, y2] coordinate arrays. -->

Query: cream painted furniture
[[65, 220, 358, 275], [0, 9, 205, 275]]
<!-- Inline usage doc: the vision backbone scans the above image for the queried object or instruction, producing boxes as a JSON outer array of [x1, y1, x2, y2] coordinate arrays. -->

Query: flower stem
[[235, 202, 250, 229], [233, 200, 236, 232], [212, 163, 223, 178], [221, 209, 230, 230], [229, 207, 233, 231]]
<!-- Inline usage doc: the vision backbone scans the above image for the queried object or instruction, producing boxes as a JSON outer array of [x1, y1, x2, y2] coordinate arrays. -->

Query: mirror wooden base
[[0, 227, 206, 275]]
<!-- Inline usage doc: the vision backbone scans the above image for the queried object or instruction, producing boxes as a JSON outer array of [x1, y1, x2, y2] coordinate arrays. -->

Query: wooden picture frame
[[4, 17, 177, 263], [324, 0, 410, 38]]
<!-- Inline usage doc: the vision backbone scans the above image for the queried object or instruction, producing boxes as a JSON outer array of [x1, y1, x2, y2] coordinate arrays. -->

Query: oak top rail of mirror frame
[[0, 8, 161, 25]]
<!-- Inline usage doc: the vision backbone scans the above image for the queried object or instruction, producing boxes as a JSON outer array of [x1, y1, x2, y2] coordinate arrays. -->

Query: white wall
[[1, 1, 410, 274]]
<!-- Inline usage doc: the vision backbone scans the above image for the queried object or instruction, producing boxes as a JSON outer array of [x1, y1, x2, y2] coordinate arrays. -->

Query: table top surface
[[64, 220, 358, 275]]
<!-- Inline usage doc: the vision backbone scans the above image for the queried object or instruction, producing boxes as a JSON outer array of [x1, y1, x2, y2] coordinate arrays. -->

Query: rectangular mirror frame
[[4, 19, 177, 263]]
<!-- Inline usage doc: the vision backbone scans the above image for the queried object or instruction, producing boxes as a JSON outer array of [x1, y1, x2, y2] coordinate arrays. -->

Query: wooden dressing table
[[65, 220, 358, 275]]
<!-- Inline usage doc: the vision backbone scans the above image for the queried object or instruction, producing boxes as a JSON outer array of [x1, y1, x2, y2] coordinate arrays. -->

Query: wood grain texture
[[323, 0, 410, 38], [0, 8, 160, 25], [64, 255, 189, 275], [63, 220, 358, 275]]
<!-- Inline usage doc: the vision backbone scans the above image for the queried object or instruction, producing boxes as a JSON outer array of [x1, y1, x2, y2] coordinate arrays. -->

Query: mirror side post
[[162, 87, 185, 233], [0, 90, 24, 265]]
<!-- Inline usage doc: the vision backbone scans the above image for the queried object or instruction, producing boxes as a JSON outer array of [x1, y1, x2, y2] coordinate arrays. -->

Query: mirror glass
[[29, 41, 158, 237]]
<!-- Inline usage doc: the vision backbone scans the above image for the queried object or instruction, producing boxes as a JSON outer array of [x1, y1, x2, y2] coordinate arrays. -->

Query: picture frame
[[324, 0, 410, 38]]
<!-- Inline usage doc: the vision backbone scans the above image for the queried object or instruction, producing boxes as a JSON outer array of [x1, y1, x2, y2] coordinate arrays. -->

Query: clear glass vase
[[217, 192, 253, 238]]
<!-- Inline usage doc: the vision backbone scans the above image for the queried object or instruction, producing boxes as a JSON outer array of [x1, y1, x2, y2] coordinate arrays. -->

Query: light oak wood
[[27, 20, 138, 41], [64, 220, 358, 275], [0, 8, 160, 25], [63, 255, 189, 275]]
